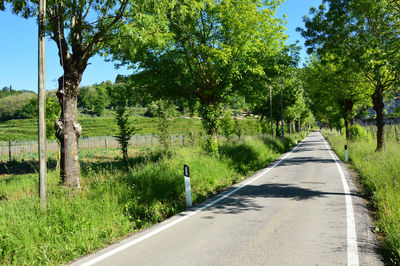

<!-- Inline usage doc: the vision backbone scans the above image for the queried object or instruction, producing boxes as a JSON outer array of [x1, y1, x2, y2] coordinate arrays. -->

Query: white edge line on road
[[322, 135, 359, 266], [79, 138, 305, 266]]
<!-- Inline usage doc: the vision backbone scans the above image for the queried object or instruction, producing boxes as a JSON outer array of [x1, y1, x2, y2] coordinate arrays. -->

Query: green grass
[[323, 130, 400, 264], [0, 134, 303, 264]]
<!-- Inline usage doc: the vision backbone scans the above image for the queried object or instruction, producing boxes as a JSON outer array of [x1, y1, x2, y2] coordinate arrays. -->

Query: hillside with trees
[[0, 87, 36, 121]]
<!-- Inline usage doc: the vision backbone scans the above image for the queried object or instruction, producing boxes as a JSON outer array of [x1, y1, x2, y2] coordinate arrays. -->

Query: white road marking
[[322, 135, 359, 266], [79, 139, 304, 266]]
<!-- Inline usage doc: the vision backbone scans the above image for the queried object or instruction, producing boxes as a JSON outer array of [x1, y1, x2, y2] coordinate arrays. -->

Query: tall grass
[[324, 130, 400, 264], [0, 134, 303, 264]]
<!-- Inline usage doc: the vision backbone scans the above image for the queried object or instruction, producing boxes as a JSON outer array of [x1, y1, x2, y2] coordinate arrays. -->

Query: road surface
[[72, 132, 382, 266]]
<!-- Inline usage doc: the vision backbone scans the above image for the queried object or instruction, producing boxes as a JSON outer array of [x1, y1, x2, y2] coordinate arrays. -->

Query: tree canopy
[[299, 0, 400, 150], [1, 0, 172, 186], [116, 0, 287, 155]]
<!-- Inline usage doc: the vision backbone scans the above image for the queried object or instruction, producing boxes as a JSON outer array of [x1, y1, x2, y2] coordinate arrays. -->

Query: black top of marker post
[[184, 164, 190, 177]]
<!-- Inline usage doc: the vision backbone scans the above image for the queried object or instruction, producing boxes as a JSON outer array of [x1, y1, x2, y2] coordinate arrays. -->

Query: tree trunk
[[371, 84, 385, 151], [276, 120, 280, 138], [343, 99, 354, 140], [199, 103, 220, 156], [298, 117, 301, 132], [209, 128, 218, 143], [344, 118, 349, 139], [55, 75, 82, 187]]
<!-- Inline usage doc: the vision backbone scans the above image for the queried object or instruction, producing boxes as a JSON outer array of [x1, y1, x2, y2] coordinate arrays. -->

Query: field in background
[[324, 128, 400, 264], [0, 116, 203, 141], [0, 114, 267, 142]]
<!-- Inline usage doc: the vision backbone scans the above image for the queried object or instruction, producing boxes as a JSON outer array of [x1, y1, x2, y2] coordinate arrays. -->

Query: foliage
[[220, 112, 235, 139], [78, 82, 111, 116], [0, 86, 32, 99], [226, 95, 249, 110], [220, 136, 279, 175], [0, 92, 36, 121], [347, 124, 371, 141], [234, 118, 243, 138], [299, 0, 400, 150], [116, 0, 287, 156], [302, 54, 372, 137], [115, 105, 134, 161], [246, 65, 316, 136]]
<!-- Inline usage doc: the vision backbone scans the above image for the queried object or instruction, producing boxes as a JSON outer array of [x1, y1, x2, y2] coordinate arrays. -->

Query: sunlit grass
[[324, 130, 400, 264], [0, 134, 304, 264]]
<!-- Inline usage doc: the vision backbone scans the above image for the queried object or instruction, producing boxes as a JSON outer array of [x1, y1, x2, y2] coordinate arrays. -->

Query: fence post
[[395, 126, 399, 142], [30, 141, 33, 158], [14, 141, 17, 160], [9, 140, 12, 162], [105, 137, 108, 153]]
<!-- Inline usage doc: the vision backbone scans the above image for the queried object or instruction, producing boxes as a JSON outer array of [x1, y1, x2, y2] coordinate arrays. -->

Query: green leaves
[[112, 0, 287, 155]]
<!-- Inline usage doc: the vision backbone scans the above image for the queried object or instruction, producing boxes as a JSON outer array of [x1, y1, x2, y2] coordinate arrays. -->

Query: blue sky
[[0, 0, 321, 92]]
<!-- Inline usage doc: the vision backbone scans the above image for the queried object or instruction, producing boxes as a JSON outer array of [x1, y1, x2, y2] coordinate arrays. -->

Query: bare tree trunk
[[55, 76, 82, 188], [372, 84, 385, 151]]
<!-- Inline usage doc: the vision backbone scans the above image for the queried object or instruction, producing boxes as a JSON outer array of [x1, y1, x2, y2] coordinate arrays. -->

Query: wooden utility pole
[[269, 86, 274, 138], [38, 0, 47, 210], [280, 77, 284, 140]]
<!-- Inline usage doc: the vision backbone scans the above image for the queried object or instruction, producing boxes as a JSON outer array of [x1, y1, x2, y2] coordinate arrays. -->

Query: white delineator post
[[184, 164, 192, 208], [344, 145, 348, 163], [295, 136, 297, 145]]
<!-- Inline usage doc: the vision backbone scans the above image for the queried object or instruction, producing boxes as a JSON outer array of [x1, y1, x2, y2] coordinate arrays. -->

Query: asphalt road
[[72, 132, 382, 266]]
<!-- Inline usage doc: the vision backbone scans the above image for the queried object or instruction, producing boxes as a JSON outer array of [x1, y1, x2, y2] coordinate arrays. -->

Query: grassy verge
[[0, 134, 304, 264], [323, 130, 400, 264]]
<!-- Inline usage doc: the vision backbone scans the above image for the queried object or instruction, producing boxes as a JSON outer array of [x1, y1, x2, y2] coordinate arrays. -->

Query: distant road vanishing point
[[72, 132, 383, 266]]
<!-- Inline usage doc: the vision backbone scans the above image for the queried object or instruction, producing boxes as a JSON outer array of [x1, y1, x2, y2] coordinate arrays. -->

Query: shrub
[[347, 124, 371, 141], [220, 112, 235, 138], [220, 137, 280, 174]]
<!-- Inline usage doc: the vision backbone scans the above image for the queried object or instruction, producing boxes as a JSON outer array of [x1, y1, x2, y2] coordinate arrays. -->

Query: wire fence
[[359, 124, 400, 142], [0, 134, 190, 162], [1, 123, 397, 162]]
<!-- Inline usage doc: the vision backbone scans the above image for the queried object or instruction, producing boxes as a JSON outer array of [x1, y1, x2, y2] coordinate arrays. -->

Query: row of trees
[[298, 0, 400, 151], [1, 0, 308, 188]]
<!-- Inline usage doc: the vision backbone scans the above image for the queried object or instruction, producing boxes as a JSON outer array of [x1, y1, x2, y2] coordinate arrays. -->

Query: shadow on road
[[276, 156, 334, 166], [202, 183, 360, 217]]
